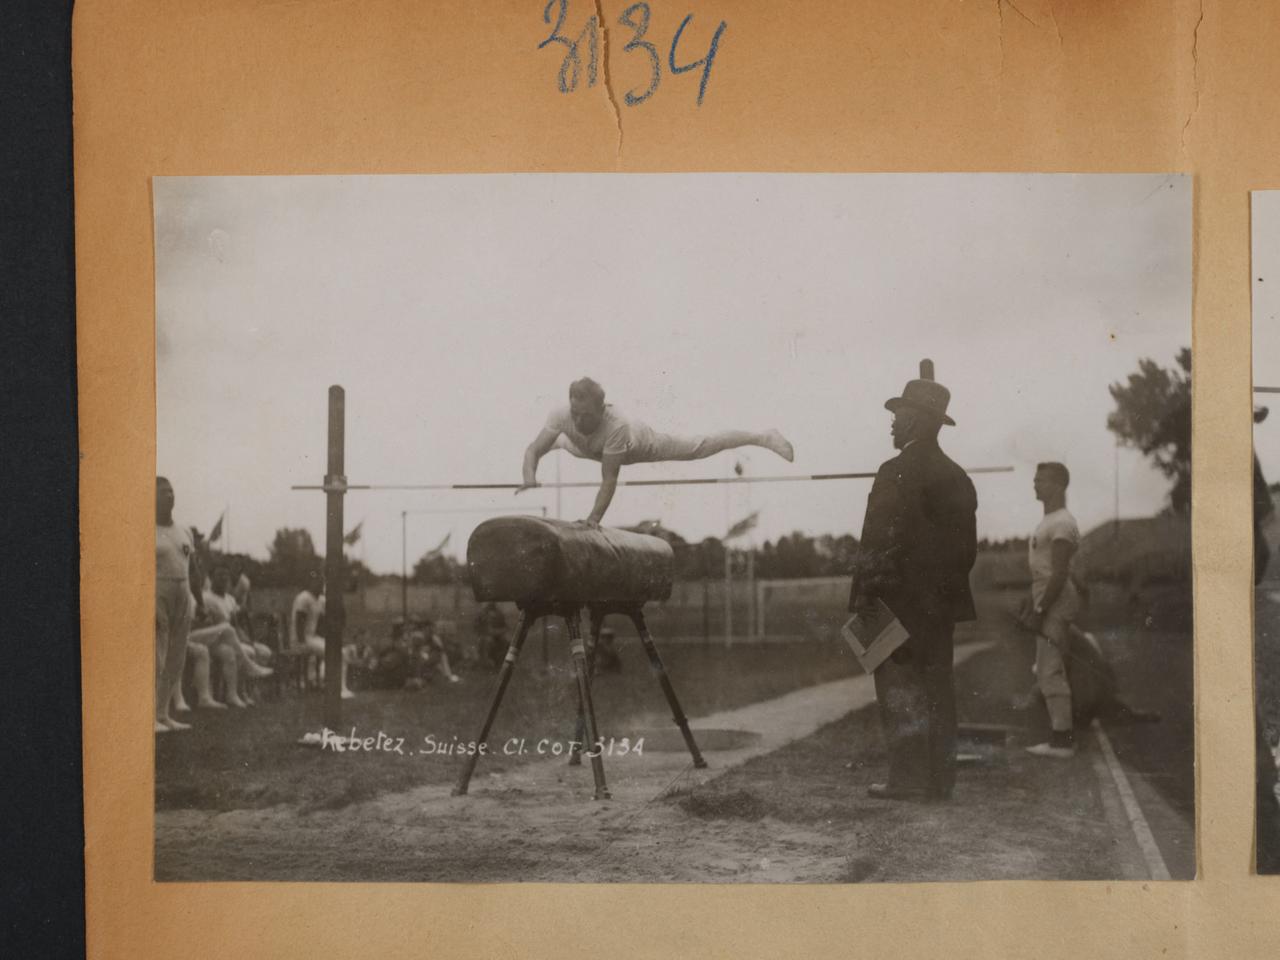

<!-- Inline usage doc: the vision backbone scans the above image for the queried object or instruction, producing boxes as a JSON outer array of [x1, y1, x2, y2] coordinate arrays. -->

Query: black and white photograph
[[152, 173, 1193, 882], [1252, 189, 1280, 874]]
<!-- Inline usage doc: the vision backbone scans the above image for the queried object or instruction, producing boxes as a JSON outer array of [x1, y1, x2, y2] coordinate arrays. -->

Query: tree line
[[200, 348, 1190, 588]]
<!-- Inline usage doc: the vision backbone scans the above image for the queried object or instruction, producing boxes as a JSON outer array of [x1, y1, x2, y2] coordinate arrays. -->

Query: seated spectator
[[593, 626, 622, 675], [367, 622, 413, 690], [203, 563, 272, 704], [347, 628, 375, 690], [169, 642, 226, 713], [290, 578, 354, 699], [182, 621, 252, 709], [476, 601, 508, 671], [230, 571, 273, 664], [409, 618, 462, 686]]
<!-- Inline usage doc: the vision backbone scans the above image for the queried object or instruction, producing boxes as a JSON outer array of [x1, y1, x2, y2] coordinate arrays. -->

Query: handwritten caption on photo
[[538, 0, 727, 106], [319, 728, 646, 759]]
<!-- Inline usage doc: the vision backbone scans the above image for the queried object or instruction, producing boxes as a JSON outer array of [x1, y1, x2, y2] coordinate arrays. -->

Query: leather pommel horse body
[[453, 516, 707, 800]]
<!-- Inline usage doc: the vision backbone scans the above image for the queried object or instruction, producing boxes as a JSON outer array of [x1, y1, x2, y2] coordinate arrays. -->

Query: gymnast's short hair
[[569, 377, 606, 407], [1036, 461, 1070, 488]]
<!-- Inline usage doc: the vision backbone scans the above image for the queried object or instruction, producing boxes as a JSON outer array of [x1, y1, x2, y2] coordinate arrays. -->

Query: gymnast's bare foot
[[197, 697, 227, 710], [163, 717, 192, 731], [226, 694, 249, 708], [763, 429, 795, 462]]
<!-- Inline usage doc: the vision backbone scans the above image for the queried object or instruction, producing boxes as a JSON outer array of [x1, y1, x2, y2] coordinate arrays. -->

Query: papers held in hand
[[842, 599, 910, 673]]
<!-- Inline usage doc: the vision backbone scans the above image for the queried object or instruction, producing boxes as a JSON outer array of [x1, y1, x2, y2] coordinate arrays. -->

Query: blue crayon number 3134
[[538, 0, 727, 107]]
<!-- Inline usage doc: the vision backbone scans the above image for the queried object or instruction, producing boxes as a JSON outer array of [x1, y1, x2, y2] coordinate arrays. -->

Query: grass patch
[[157, 635, 858, 813], [677, 788, 773, 821]]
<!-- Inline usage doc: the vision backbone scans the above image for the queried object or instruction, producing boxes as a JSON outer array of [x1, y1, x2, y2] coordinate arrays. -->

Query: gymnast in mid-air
[[518, 377, 794, 526]]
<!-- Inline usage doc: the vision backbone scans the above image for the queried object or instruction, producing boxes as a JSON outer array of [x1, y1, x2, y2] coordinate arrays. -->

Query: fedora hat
[[884, 359, 955, 426]]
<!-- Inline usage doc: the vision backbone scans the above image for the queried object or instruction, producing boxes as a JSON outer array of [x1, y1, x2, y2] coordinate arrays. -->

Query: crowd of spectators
[[159, 477, 633, 732]]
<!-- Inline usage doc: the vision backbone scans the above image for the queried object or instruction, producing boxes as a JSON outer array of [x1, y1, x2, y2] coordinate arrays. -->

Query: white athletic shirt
[[544, 404, 658, 463], [202, 590, 239, 624], [156, 521, 194, 581], [1029, 508, 1080, 605], [290, 590, 325, 643]]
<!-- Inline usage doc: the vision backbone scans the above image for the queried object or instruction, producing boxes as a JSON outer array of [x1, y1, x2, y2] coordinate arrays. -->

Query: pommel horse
[[452, 515, 707, 800]]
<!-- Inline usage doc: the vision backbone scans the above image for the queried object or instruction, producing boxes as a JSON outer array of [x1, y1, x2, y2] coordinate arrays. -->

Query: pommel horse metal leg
[[628, 606, 707, 769], [566, 608, 611, 800], [569, 608, 603, 768], [451, 610, 533, 796]]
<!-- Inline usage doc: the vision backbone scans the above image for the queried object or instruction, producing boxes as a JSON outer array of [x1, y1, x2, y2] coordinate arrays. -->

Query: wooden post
[[702, 575, 710, 641], [756, 578, 767, 639], [401, 510, 408, 622], [323, 385, 347, 732], [723, 547, 733, 646]]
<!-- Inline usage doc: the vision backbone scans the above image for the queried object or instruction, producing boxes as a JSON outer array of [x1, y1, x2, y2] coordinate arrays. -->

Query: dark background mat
[[1, 2, 83, 957]]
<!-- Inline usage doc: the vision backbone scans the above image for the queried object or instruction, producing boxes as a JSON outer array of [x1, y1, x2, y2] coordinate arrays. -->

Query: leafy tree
[[1107, 348, 1192, 514], [344, 556, 374, 591], [412, 552, 465, 585], [977, 536, 1030, 553], [693, 537, 726, 579], [756, 532, 821, 579], [266, 527, 322, 588], [815, 533, 860, 576]]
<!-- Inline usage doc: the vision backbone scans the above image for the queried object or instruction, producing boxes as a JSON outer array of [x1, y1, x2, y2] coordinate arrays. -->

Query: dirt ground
[[152, 656, 1148, 882], [156, 636, 858, 813], [155, 583, 1193, 881]]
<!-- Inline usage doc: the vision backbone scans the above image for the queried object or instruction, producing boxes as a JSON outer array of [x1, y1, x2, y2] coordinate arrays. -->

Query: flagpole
[[724, 546, 733, 646], [723, 484, 731, 646], [743, 455, 754, 640]]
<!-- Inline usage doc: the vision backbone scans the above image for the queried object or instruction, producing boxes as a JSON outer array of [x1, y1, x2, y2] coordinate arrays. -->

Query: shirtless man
[[156, 476, 199, 732], [519, 377, 794, 526]]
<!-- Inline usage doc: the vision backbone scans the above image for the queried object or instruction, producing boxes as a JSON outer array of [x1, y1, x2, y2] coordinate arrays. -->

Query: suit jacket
[[848, 437, 978, 635], [1255, 455, 1273, 525]]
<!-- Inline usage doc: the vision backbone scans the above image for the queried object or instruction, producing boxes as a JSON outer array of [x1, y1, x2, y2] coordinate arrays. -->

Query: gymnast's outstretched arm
[[583, 454, 624, 527], [517, 427, 562, 494]]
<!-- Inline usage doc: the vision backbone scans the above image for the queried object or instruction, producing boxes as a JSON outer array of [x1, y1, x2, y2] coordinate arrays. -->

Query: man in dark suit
[[849, 361, 978, 801]]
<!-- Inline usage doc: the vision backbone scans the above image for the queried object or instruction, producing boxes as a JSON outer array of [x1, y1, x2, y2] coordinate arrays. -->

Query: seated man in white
[[290, 581, 354, 699], [170, 613, 244, 712], [202, 563, 271, 705]]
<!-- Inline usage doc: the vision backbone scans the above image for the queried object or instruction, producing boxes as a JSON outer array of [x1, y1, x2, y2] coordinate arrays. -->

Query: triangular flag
[[423, 531, 452, 559], [343, 520, 363, 546], [208, 512, 224, 543], [724, 510, 759, 541]]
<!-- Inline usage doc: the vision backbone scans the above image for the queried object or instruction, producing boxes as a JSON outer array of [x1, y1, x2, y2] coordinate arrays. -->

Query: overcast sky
[[154, 174, 1190, 575], [1255, 191, 1280, 477]]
